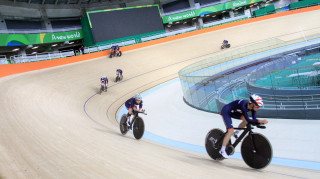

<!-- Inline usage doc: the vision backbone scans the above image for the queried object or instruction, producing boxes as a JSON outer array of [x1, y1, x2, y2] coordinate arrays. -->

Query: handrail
[[161, 0, 234, 16], [0, 26, 81, 34], [203, 14, 250, 28], [11, 50, 75, 64]]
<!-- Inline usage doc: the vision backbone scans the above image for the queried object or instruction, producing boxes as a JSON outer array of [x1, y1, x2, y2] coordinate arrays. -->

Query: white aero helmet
[[134, 93, 142, 100], [250, 94, 263, 106]]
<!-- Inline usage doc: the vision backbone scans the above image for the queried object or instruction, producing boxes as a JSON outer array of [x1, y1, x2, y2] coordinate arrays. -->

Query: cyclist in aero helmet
[[100, 75, 108, 91], [116, 68, 123, 80], [124, 93, 145, 126], [218, 94, 268, 159]]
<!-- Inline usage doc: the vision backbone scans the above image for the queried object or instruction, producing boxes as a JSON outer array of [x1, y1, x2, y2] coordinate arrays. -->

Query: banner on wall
[[162, 0, 264, 23], [0, 30, 83, 46]]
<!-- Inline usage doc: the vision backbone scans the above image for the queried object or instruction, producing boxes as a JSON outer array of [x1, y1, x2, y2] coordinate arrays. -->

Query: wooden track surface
[[1, 9, 320, 178]]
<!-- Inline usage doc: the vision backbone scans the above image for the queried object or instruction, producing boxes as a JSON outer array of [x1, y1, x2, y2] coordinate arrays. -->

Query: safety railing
[[141, 26, 197, 42], [0, 26, 82, 34], [161, 0, 234, 16], [11, 50, 75, 64], [203, 14, 251, 28], [84, 39, 136, 54], [0, 55, 8, 64]]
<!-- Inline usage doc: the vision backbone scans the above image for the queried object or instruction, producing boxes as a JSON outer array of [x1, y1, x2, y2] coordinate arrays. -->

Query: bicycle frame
[[216, 123, 262, 150], [129, 111, 146, 128], [232, 125, 253, 148]]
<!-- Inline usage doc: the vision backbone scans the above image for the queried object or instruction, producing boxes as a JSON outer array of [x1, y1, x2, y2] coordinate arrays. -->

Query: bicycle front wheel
[[241, 133, 272, 169], [133, 117, 144, 140]]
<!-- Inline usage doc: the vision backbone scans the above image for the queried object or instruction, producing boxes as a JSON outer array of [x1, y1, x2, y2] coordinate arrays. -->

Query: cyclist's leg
[[238, 115, 247, 128], [126, 108, 133, 125], [231, 112, 243, 137], [127, 108, 133, 117], [221, 113, 234, 157]]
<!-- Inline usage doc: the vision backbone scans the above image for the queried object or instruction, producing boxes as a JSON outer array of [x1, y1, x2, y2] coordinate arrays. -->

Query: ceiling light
[[32, 46, 38, 49], [12, 48, 19, 51], [52, 44, 58, 47]]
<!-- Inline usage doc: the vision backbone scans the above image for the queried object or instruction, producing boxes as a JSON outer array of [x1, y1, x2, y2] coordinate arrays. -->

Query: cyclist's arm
[[241, 106, 259, 123]]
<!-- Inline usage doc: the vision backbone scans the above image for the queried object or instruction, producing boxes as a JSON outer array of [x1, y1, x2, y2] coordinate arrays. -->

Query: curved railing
[[178, 27, 320, 119]]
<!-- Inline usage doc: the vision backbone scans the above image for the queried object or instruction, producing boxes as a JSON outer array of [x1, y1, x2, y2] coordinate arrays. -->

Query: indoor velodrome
[[1, 5, 320, 179]]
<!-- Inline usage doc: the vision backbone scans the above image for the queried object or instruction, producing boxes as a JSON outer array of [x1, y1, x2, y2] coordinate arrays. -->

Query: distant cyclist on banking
[[100, 76, 108, 90], [219, 94, 268, 159], [116, 68, 123, 81]]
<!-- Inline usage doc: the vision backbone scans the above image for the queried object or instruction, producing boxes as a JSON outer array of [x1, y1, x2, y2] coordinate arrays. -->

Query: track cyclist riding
[[219, 94, 268, 159], [221, 40, 231, 49], [125, 93, 145, 126], [100, 76, 108, 91], [116, 68, 123, 81]]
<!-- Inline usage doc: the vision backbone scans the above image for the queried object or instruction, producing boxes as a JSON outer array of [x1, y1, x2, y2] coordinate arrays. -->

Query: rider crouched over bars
[[125, 93, 144, 127], [100, 76, 108, 91], [219, 94, 268, 159]]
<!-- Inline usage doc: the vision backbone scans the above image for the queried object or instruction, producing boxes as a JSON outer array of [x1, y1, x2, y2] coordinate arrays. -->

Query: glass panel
[[178, 29, 320, 119]]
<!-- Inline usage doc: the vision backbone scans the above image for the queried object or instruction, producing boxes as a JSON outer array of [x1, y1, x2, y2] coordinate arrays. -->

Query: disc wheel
[[115, 76, 120, 82], [205, 128, 225, 160], [99, 85, 104, 95], [119, 114, 129, 135], [241, 133, 273, 169], [133, 117, 144, 140]]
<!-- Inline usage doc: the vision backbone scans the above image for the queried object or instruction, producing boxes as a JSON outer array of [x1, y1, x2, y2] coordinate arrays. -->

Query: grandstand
[[2, 0, 306, 63]]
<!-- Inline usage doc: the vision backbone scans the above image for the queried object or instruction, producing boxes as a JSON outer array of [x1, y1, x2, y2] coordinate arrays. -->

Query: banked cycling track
[[0, 6, 320, 178]]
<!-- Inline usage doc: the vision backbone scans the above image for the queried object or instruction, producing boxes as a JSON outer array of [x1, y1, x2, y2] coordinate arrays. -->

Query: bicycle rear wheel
[[120, 114, 129, 135], [99, 85, 104, 95], [205, 128, 224, 160], [133, 117, 144, 140], [115, 76, 120, 82], [241, 133, 272, 169]]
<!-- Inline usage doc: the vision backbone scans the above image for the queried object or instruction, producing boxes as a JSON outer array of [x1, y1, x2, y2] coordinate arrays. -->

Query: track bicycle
[[120, 111, 146, 140], [99, 83, 107, 95], [205, 122, 272, 169], [115, 73, 123, 82]]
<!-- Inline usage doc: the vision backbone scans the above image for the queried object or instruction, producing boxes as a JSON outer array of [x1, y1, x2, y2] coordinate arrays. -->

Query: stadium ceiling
[[0, 0, 175, 6]]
